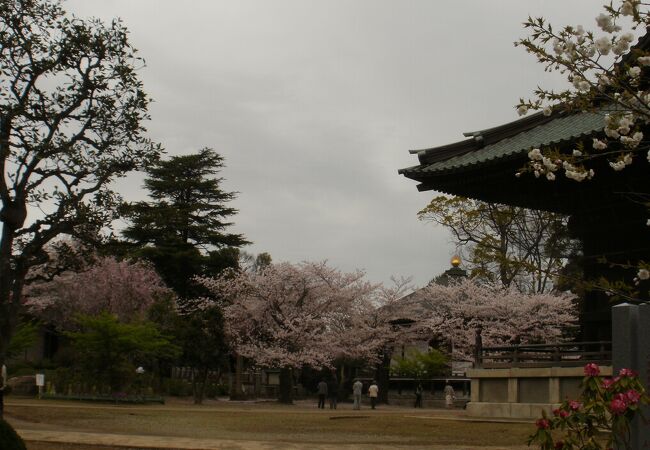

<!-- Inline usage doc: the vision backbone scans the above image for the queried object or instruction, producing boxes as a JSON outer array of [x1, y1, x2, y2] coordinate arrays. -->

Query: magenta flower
[[553, 408, 569, 418], [625, 389, 641, 404], [610, 397, 628, 415], [619, 368, 638, 377], [584, 363, 600, 377], [535, 418, 550, 429], [569, 400, 582, 411], [602, 378, 614, 389]]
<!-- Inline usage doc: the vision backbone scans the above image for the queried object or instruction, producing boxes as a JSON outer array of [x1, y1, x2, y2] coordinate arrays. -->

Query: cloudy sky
[[65, 0, 604, 288]]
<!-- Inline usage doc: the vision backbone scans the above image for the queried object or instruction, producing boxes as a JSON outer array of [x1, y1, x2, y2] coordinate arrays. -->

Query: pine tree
[[123, 148, 249, 298]]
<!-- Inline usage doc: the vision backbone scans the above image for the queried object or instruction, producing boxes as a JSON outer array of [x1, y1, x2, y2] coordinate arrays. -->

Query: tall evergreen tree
[[122, 148, 248, 298]]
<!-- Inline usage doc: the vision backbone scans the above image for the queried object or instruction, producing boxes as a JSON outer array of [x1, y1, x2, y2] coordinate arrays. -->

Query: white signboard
[[35, 373, 45, 387]]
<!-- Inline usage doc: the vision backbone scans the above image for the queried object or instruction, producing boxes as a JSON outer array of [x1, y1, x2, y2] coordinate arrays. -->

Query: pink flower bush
[[602, 378, 615, 390], [529, 364, 649, 450], [584, 363, 600, 377]]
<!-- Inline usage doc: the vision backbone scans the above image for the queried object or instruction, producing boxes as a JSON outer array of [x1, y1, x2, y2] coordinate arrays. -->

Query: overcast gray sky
[[65, 0, 604, 288]]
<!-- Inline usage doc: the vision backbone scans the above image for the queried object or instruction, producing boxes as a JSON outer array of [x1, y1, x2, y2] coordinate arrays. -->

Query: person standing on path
[[414, 383, 423, 408], [317, 379, 327, 409], [444, 381, 455, 409], [328, 376, 339, 409], [368, 380, 379, 410], [352, 379, 363, 410]]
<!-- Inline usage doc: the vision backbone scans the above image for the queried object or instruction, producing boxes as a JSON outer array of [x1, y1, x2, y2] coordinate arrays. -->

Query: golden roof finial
[[451, 255, 461, 267]]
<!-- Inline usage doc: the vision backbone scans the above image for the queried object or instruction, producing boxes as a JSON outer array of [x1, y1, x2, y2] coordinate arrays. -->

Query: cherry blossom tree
[[26, 256, 170, 328], [400, 278, 577, 362], [198, 261, 392, 404], [515, 1, 650, 181], [514, 0, 650, 298]]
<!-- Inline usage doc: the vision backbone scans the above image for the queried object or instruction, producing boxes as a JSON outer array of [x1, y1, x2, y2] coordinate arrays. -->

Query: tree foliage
[[390, 349, 448, 379], [418, 196, 578, 293], [0, 0, 161, 396], [6, 321, 38, 360], [122, 148, 248, 298], [176, 304, 229, 404], [67, 312, 179, 392]]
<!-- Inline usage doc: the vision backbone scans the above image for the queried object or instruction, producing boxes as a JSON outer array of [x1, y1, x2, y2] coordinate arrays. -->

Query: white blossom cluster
[[518, 1, 650, 285], [518, 1, 649, 182], [526, 147, 595, 182], [634, 267, 650, 285]]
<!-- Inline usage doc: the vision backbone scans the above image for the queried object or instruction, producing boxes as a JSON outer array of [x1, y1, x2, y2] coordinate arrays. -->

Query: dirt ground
[[6, 397, 533, 449]]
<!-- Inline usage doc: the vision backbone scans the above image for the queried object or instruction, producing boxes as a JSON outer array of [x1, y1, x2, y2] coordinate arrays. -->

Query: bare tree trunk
[[278, 367, 293, 404]]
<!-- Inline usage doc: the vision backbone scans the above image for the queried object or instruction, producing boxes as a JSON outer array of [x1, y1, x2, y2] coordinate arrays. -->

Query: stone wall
[[466, 366, 613, 419]]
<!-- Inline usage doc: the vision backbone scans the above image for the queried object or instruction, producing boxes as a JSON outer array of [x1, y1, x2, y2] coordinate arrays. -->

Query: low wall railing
[[477, 341, 612, 369]]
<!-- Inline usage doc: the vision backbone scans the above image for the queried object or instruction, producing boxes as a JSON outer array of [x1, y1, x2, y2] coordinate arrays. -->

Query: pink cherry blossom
[[398, 278, 577, 362], [198, 261, 402, 370], [26, 256, 169, 327]]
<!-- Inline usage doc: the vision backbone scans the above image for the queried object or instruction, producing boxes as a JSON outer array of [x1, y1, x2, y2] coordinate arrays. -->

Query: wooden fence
[[477, 341, 612, 369]]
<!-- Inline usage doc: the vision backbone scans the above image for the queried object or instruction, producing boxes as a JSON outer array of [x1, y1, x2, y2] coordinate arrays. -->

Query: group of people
[[317, 379, 456, 410], [316, 377, 339, 409], [414, 382, 456, 408], [317, 378, 379, 410]]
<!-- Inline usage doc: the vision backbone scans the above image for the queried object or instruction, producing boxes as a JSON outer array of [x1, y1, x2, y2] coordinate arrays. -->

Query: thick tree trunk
[[0, 200, 26, 420], [230, 353, 244, 400], [375, 350, 391, 404], [193, 368, 208, 404], [278, 367, 293, 404], [338, 365, 346, 401]]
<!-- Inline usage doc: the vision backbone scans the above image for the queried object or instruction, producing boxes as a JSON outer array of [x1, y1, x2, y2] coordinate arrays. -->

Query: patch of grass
[[27, 444, 176, 450], [9, 401, 533, 447]]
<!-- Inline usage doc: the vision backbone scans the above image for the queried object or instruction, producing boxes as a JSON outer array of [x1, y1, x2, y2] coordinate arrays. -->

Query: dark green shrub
[[6, 362, 35, 378], [164, 378, 192, 396], [67, 313, 180, 393], [205, 383, 230, 398], [0, 419, 26, 450]]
